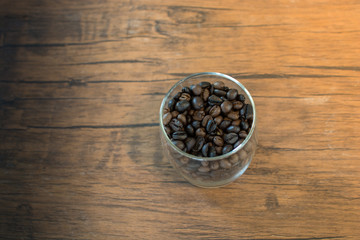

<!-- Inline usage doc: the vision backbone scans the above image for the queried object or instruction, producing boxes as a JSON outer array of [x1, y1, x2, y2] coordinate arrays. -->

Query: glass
[[159, 72, 258, 188]]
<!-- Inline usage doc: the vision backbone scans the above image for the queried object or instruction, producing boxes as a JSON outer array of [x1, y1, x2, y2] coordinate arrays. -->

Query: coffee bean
[[231, 119, 241, 126], [232, 101, 243, 110], [188, 109, 194, 115], [240, 105, 246, 117], [193, 110, 205, 121], [221, 100, 233, 114], [165, 126, 171, 136], [220, 159, 232, 169], [209, 105, 221, 117], [192, 96, 204, 110], [171, 111, 179, 118], [177, 114, 187, 125], [238, 94, 246, 102], [185, 137, 196, 152], [214, 128, 223, 136], [213, 81, 225, 90], [202, 88, 210, 101], [202, 115, 213, 127], [200, 81, 211, 88], [180, 156, 189, 164], [214, 89, 226, 97], [219, 120, 231, 129], [192, 120, 201, 129], [210, 161, 219, 170], [175, 100, 190, 112], [209, 146, 217, 157], [172, 140, 185, 150], [215, 146, 223, 155], [214, 115, 223, 125], [179, 93, 191, 101], [227, 125, 240, 133], [210, 84, 214, 94], [169, 118, 184, 131], [245, 104, 253, 120], [208, 95, 223, 105], [224, 86, 229, 91], [195, 128, 206, 137], [229, 154, 240, 164], [190, 84, 202, 96], [213, 136, 224, 146], [186, 115, 192, 124], [163, 112, 172, 125], [193, 136, 205, 152], [172, 131, 187, 140], [168, 99, 176, 111], [198, 166, 210, 172], [222, 144, 233, 154], [201, 161, 209, 167], [239, 150, 248, 161], [205, 135, 215, 142], [239, 131, 248, 139], [186, 124, 194, 136], [224, 133, 238, 144], [174, 92, 182, 100], [227, 111, 240, 120], [233, 139, 244, 148], [163, 107, 170, 114], [182, 87, 191, 94], [227, 89, 238, 101], [240, 120, 249, 131], [202, 142, 211, 157], [206, 119, 217, 133], [204, 105, 211, 114]]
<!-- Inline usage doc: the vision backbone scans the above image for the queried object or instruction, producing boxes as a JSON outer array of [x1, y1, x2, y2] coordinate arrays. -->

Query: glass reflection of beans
[[159, 72, 258, 188]]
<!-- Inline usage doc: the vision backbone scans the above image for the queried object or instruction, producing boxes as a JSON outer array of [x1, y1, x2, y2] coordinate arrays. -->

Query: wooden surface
[[1, 0, 360, 239]]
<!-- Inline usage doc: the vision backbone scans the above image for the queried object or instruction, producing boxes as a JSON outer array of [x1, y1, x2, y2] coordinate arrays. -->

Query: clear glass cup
[[159, 72, 257, 188]]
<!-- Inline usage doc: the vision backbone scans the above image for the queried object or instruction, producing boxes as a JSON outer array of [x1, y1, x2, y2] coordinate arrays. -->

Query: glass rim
[[159, 72, 256, 162]]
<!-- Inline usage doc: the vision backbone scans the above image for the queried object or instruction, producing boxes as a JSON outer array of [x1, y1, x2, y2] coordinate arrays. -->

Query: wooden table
[[1, 1, 359, 239]]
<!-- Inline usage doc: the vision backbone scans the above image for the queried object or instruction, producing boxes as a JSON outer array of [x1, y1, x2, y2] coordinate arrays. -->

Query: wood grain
[[1, 0, 360, 239]]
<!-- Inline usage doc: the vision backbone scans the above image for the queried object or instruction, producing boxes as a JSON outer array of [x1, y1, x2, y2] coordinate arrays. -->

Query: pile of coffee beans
[[163, 81, 253, 157]]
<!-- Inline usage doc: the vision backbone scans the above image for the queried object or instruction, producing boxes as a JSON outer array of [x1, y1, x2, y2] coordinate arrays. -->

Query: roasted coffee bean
[[202, 142, 211, 157], [240, 105, 246, 117], [172, 140, 185, 150], [220, 159, 232, 169], [210, 161, 219, 170], [231, 119, 241, 126], [213, 136, 224, 146], [238, 94, 246, 102], [208, 95, 223, 105], [165, 126, 171, 136], [163, 112, 172, 125], [214, 115, 223, 125], [239, 131, 248, 139], [192, 120, 201, 129], [172, 131, 187, 140], [182, 87, 191, 94], [171, 111, 179, 118], [221, 100, 233, 114], [204, 105, 211, 114], [214, 128, 223, 136], [240, 120, 249, 131], [188, 109, 194, 115], [229, 154, 240, 164], [224, 133, 239, 144], [192, 96, 204, 110], [186, 124, 195, 136], [169, 118, 184, 131], [227, 125, 241, 133], [202, 88, 210, 101], [168, 99, 176, 111], [222, 145, 233, 154], [232, 101, 243, 110], [190, 84, 202, 96], [174, 92, 182, 100], [175, 100, 190, 112], [201, 161, 209, 167], [205, 135, 215, 142], [206, 119, 217, 133], [213, 81, 225, 90], [209, 146, 217, 157], [180, 156, 189, 164], [245, 104, 253, 120], [215, 146, 223, 155], [202, 115, 213, 127], [193, 110, 205, 121], [219, 120, 231, 129], [200, 81, 211, 88], [209, 105, 221, 117], [227, 111, 240, 120], [227, 89, 238, 101], [224, 86, 229, 91], [198, 166, 210, 173], [185, 137, 196, 152], [177, 114, 187, 125], [163, 107, 170, 114], [214, 89, 226, 97], [179, 93, 191, 101], [239, 150, 248, 160], [196, 128, 206, 137], [234, 139, 244, 148], [193, 136, 205, 152], [210, 84, 214, 94], [186, 115, 192, 124]]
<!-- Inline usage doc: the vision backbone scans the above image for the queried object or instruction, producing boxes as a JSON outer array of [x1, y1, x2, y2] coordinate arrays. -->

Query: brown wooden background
[[1, 0, 359, 239]]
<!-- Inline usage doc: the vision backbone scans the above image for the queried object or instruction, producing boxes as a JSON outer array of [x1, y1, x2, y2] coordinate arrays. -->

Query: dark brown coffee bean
[[240, 105, 246, 117], [202, 142, 211, 157], [193, 110, 205, 121], [209, 146, 217, 157], [172, 131, 187, 140], [171, 111, 179, 118], [222, 145, 233, 154], [165, 126, 171, 136], [210, 84, 214, 94], [245, 104, 253, 120], [192, 96, 204, 110], [206, 119, 217, 133], [177, 114, 187, 125], [214, 116, 223, 125], [227, 111, 240, 120], [168, 99, 176, 111], [188, 109, 194, 115], [221, 100, 233, 114], [179, 93, 191, 101], [214, 128, 223, 136], [234, 139, 244, 148], [169, 118, 184, 131], [193, 136, 205, 152], [200, 81, 211, 88], [185, 137, 196, 152], [214, 89, 226, 97], [205, 135, 215, 142], [238, 94, 246, 102], [227, 89, 238, 101], [192, 120, 201, 129], [173, 92, 182, 100], [201, 160, 209, 167], [220, 159, 232, 169], [213, 81, 225, 90], [219, 120, 231, 129], [213, 136, 224, 147], [186, 124, 194, 136], [208, 95, 223, 105], [172, 140, 185, 150], [232, 101, 244, 110], [163, 107, 170, 114], [182, 87, 191, 94], [210, 161, 219, 170], [209, 105, 221, 117], [227, 125, 240, 133], [215, 146, 223, 155], [163, 112, 172, 125], [224, 133, 238, 144], [190, 84, 202, 96], [202, 115, 213, 127], [186, 115, 192, 124], [240, 120, 249, 131], [175, 100, 190, 112], [239, 131, 248, 139], [198, 166, 210, 172], [224, 86, 229, 91], [202, 88, 210, 101], [231, 119, 241, 126], [195, 128, 206, 137]]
